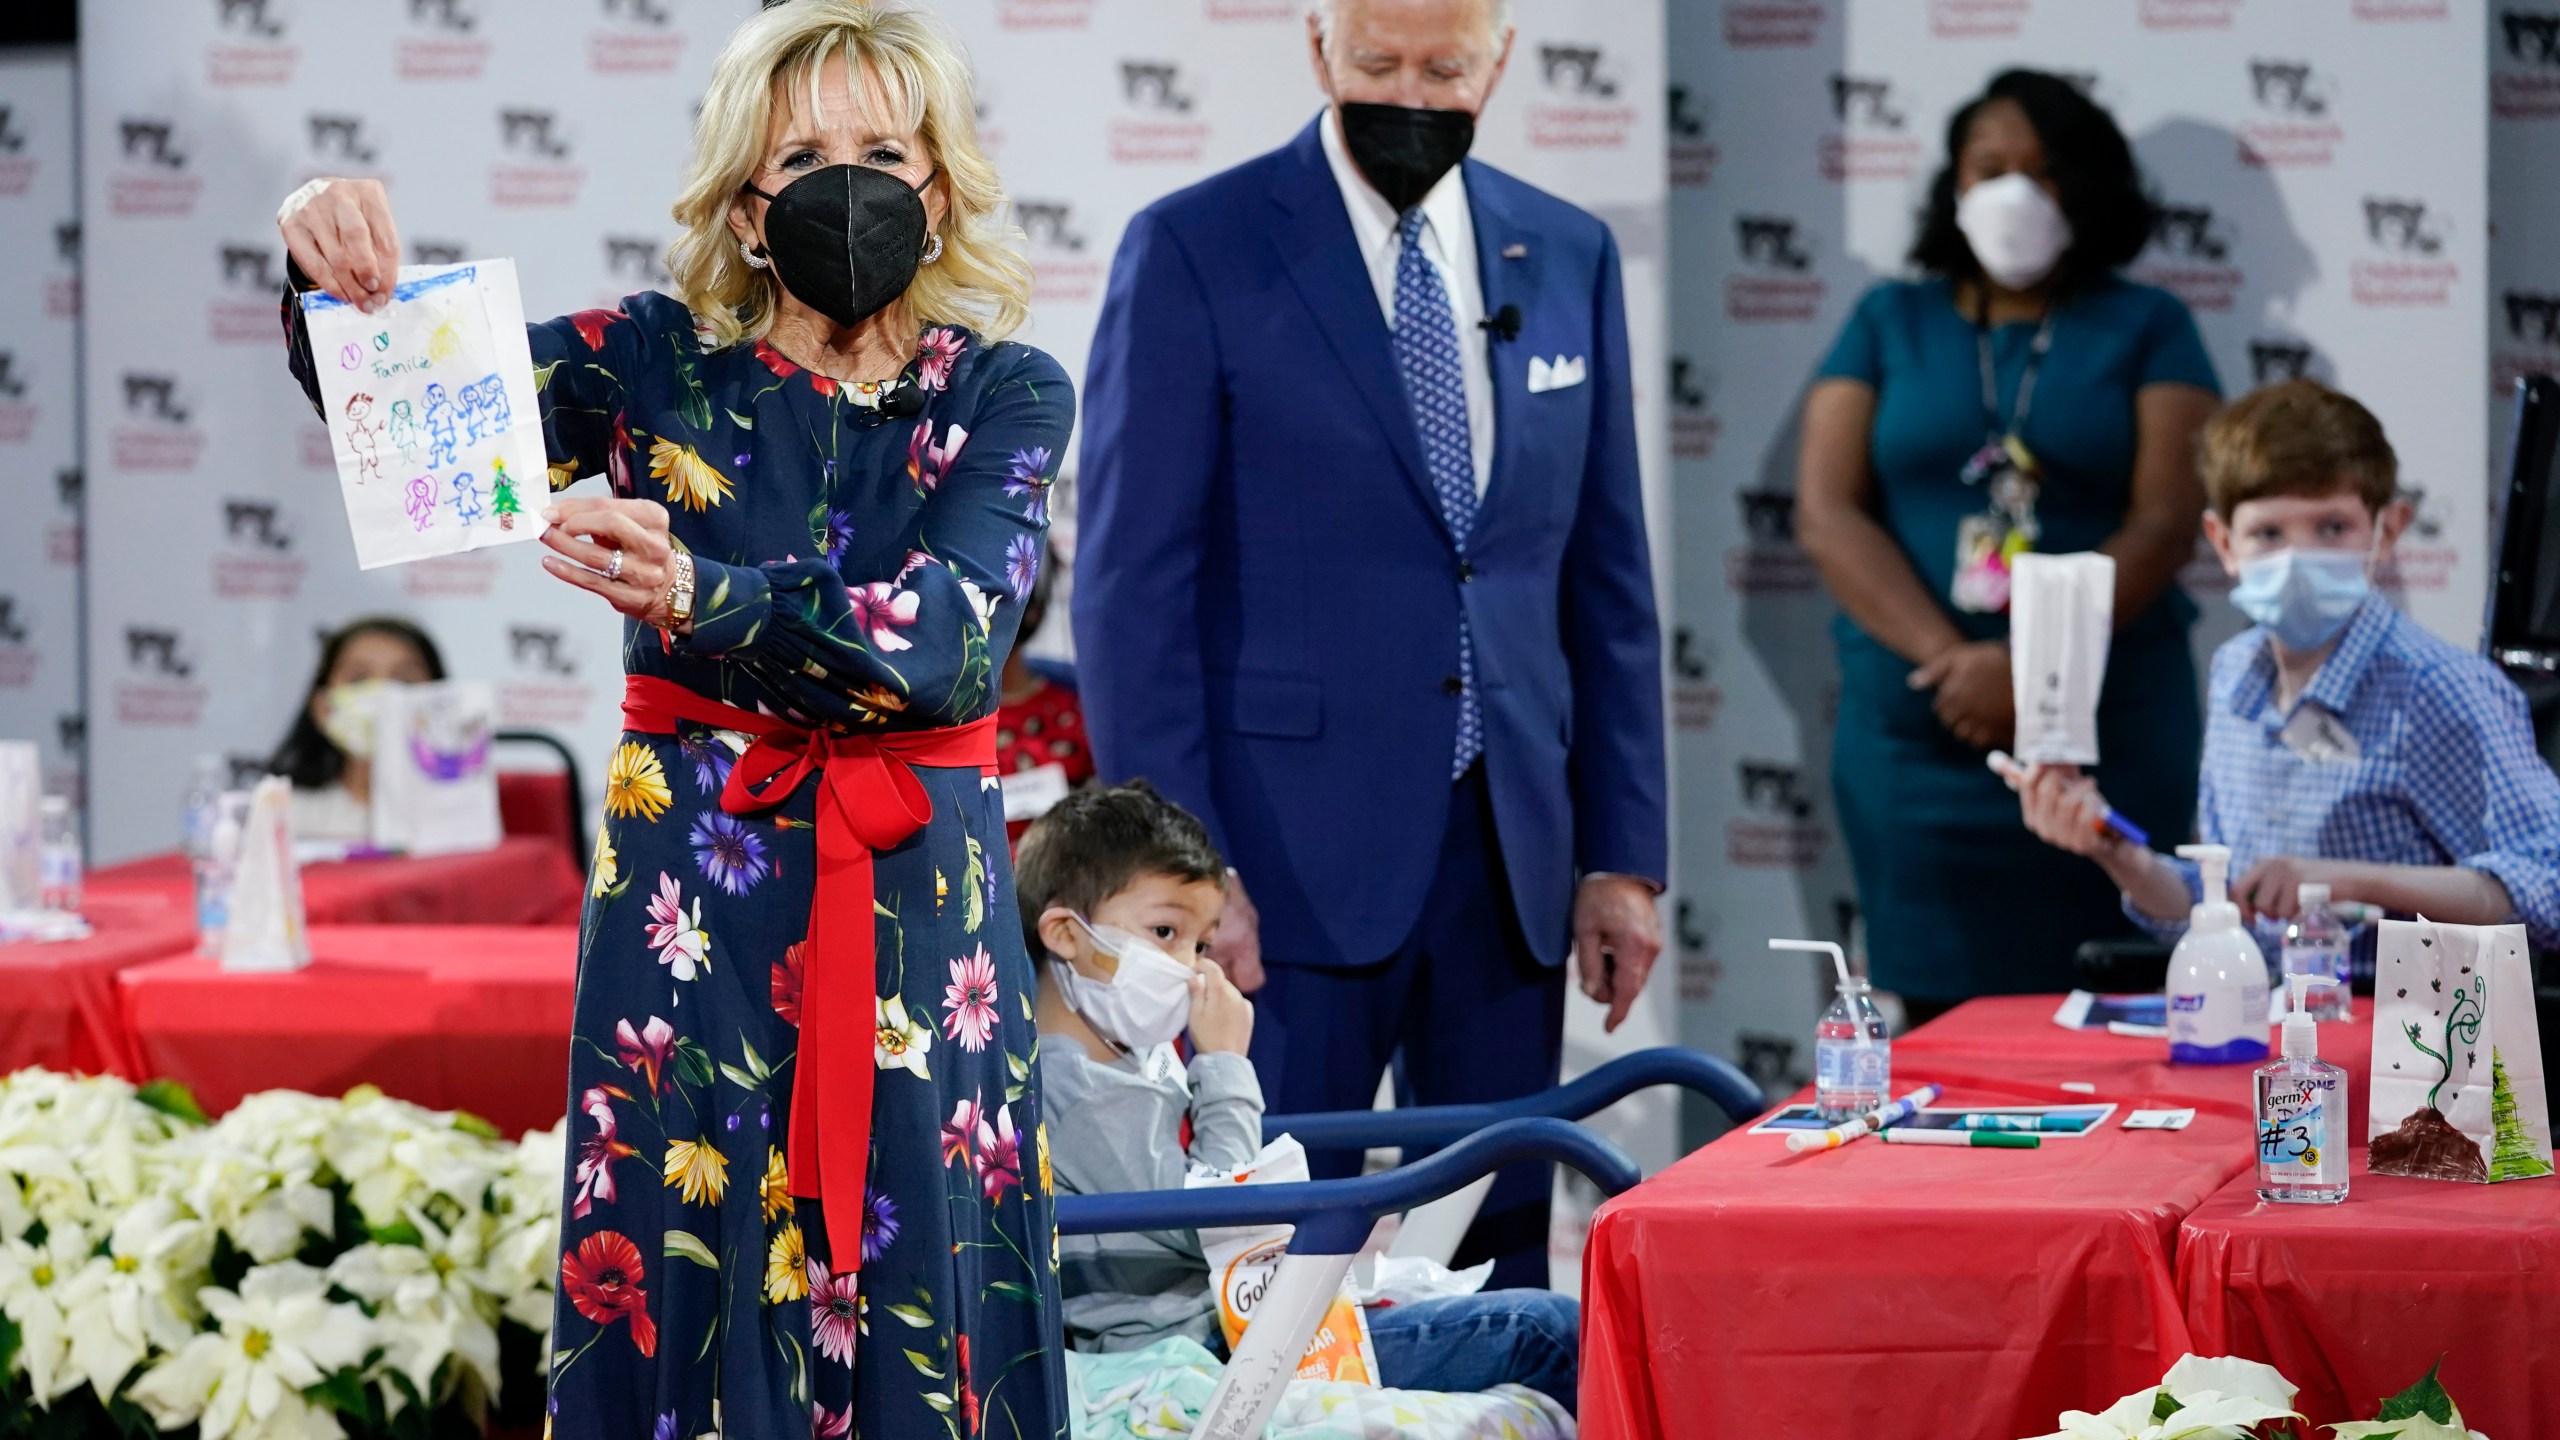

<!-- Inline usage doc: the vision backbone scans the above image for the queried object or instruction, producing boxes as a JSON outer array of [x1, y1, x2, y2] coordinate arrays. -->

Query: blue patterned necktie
[[1390, 207, 1483, 778]]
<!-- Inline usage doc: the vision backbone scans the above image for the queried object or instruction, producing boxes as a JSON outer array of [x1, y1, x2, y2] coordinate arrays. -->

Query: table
[[2179, 1154, 2560, 1438], [1582, 1059, 2256, 1440], [117, 925, 577, 1137], [0, 889, 195, 1078], [89, 833, 583, 927]]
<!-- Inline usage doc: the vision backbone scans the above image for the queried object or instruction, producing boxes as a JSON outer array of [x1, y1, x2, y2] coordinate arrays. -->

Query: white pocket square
[[1526, 354, 1587, 393]]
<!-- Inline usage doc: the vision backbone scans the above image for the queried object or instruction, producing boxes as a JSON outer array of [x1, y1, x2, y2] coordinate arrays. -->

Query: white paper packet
[[2009, 551, 2115, 765], [222, 777, 311, 973]]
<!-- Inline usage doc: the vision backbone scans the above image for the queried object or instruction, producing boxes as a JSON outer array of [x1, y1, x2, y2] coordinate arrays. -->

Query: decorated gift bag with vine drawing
[[2368, 919, 2553, 1183]]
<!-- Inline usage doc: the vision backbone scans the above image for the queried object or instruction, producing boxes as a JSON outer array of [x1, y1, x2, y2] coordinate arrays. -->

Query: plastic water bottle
[[184, 756, 227, 939], [196, 791, 247, 956], [38, 797, 81, 914], [1814, 979, 1891, 1121], [2279, 883, 2352, 1022]]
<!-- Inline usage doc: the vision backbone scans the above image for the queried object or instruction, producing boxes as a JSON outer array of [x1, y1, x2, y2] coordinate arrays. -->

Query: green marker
[[1878, 1128, 2040, 1149]]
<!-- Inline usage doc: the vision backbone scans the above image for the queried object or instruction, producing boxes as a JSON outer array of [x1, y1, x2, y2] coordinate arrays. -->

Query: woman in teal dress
[[278, 5, 1070, 1436], [1798, 69, 2222, 1010]]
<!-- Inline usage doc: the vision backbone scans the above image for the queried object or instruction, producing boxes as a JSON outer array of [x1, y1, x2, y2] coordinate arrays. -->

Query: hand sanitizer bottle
[[2279, 883, 2353, 1021], [2167, 844, 2270, 1064], [2255, 974, 2349, 1204]]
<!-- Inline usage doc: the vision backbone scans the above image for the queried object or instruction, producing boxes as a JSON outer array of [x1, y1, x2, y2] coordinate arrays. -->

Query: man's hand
[[1908, 639, 2014, 751], [1207, 869, 1264, 994], [1573, 874, 1663, 1034]]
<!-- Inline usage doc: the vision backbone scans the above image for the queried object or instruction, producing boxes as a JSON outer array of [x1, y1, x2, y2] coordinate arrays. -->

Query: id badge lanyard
[[1951, 298, 2055, 615]]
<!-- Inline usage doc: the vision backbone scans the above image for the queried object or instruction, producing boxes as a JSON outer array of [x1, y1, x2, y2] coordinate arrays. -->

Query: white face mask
[[1053, 915, 1196, 1052], [1956, 172, 2074, 291], [317, 678, 390, 759]]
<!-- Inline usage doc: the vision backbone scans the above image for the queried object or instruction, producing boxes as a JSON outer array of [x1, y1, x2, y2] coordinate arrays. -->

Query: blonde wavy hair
[[669, 0, 1030, 349]]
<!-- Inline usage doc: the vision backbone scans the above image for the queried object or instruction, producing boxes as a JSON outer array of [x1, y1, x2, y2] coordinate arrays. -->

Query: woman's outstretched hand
[[277, 177, 401, 313], [541, 497, 687, 631]]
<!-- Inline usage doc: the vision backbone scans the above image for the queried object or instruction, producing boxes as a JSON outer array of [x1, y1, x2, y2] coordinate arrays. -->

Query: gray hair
[[1309, 0, 1512, 48]]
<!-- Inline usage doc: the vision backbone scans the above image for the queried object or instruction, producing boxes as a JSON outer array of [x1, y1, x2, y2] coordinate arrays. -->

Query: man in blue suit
[[1074, 0, 1665, 1288]]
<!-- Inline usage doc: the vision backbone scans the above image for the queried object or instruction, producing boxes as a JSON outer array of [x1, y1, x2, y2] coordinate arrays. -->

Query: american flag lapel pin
[[1501, 242, 1528, 259]]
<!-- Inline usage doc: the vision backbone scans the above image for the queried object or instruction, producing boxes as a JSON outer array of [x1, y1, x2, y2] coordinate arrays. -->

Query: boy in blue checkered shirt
[[2020, 379, 2560, 952]]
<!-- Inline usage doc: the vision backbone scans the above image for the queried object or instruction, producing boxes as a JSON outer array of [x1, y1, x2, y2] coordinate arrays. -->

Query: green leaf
[[719, 1063, 760, 1091], [0, 1310, 21, 1375], [983, 1279, 1036, 1304], [905, 1349, 947, 1380], [727, 409, 755, 430], [676, 1038, 717, 1089], [368, 1218, 425, 1248], [533, 359, 560, 391], [921, 1391, 955, 1414], [1005, 1051, 1029, 1082], [2152, 1392, 2183, 1422], [708, 574, 730, 610], [877, 900, 899, 920], [741, 1038, 773, 1081], [1004, 1082, 1025, 1105], [2376, 1358, 2456, 1425], [887, 1303, 936, 1329], [135, 1078, 209, 1126], [451, 1109, 500, 1141], [664, 1230, 720, 1270], [305, 1364, 372, 1419]]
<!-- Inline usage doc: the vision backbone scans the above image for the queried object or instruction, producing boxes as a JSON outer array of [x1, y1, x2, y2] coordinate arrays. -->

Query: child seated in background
[[2020, 379, 2560, 950], [1018, 781, 1581, 1411]]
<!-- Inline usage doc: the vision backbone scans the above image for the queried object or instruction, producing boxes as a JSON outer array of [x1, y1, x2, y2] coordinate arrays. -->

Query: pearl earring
[[740, 239, 770, 270], [919, 232, 944, 265]]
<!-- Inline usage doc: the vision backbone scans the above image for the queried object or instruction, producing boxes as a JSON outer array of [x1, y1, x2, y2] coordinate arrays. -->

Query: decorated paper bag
[[2368, 918, 2552, 1182], [2008, 551, 2115, 765], [222, 777, 310, 973], [370, 681, 502, 858], [300, 260, 547, 569], [0, 742, 39, 910], [1188, 1135, 1382, 1386]]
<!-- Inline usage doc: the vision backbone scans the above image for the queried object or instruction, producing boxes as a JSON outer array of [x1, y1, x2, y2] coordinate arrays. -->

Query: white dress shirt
[[1319, 107, 1494, 498]]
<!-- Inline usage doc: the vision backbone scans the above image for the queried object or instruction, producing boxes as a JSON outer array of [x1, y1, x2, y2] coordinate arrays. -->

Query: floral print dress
[[286, 291, 1073, 1440]]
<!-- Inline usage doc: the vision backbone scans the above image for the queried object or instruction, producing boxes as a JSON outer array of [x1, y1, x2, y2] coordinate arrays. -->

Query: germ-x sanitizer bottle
[[2255, 974, 2349, 1204]]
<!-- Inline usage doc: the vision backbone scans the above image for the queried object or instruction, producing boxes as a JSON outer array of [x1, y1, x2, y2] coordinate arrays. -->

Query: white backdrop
[[0, 50, 84, 811], [1666, 0, 2492, 1129]]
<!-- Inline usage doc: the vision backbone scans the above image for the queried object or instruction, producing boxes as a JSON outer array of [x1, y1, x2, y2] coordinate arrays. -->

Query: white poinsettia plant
[[2026, 1354, 2491, 1440], [0, 1068, 565, 1440]]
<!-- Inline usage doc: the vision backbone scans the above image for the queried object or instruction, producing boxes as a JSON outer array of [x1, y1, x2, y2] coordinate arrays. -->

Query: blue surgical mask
[[2231, 547, 2372, 651]]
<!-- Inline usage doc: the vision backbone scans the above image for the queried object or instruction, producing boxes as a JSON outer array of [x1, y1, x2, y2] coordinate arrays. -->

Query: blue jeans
[[1366, 1290, 1579, 1414]]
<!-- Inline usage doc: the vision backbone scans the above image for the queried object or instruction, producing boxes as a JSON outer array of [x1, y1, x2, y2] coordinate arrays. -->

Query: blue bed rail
[[1052, 1115, 1639, 1256], [1261, 1045, 1764, 1153]]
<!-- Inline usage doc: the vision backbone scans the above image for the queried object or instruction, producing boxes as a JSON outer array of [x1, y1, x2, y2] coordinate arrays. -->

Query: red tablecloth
[[89, 834, 582, 927], [1582, 1054, 2256, 1440], [117, 925, 576, 1137], [0, 889, 195, 1077], [2179, 1154, 2560, 1437]]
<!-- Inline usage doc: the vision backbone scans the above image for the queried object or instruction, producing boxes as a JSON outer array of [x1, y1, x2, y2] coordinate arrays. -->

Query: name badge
[[1143, 1042, 1189, 1093], [2279, 706, 2361, 763], [1001, 762, 1073, 823]]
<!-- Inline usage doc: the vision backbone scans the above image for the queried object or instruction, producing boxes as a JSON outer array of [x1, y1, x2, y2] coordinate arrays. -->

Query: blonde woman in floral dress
[[275, 5, 1070, 1436]]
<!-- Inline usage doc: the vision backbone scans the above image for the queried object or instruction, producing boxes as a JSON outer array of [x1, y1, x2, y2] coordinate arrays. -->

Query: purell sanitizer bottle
[[2166, 844, 2270, 1065], [2255, 974, 2349, 1203]]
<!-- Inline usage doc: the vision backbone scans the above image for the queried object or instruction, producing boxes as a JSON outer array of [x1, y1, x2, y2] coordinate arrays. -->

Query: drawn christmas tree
[[490, 457, 522, 531], [2488, 1050, 2554, 1181]]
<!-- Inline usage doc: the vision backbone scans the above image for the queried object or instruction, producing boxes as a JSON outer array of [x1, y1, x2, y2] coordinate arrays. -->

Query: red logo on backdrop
[[212, 499, 307, 600], [0, 353, 36, 445], [1723, 2, 1824, 47], [1820, 75, 1922, 182], [1728, 761, 1828, 870], [399, 0, 489, 79], [2496, 13, 2560, 119], [1528, 44, 1635, 151], [2385, 487, 2458, 595], [2237, 59, 2341, 168], [1110, 62, 1209, 164], [1726, 489, 1820, 595], [44, 221, 77, 319], [1672, 632, 1724, 735], [2141, 0, 2243, 28], [1929, 0, 2029, 39], [1204, 0, 1291, 19], [1724, 216, 1826, 323], [46, 471, 79, 569], [1017, 201, 1101, 306], [590, 0, 685, 75], [2351, 197, 2457, 307], [1670, 358, 1721, 461], [404, 553, 502, 599], [116, 628, 207, 727], [997, 0, 1096, 30], [2131, 202, 2243, 312], [2353, 0, 2447, 18], [111, 374, 206, 471], [0, 107, 37, 196], [1668, 86, 1719, 190], [210, 243, 284, 343], [206, 0, 299, 85], [491, 109, 585, 208], [2496, 290, 2560, 396], [110, 119, 202, 218], [502, 626, 595, 728]]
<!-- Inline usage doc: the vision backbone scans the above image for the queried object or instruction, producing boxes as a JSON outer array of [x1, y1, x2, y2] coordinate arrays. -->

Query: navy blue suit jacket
[[1073, 118, 1666, 971]]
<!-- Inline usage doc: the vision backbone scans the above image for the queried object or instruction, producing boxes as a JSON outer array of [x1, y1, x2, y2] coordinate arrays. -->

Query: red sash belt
[[622, 675, 996, 1272]]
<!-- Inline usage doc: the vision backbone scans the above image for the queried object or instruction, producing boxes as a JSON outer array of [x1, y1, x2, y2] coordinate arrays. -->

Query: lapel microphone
[[1478, 304, 1523, 342], [875, 376, 926, 419]]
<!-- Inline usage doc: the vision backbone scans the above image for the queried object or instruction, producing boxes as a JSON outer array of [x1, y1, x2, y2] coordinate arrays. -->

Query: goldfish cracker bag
[[1186, 1135, 1381, 1385]]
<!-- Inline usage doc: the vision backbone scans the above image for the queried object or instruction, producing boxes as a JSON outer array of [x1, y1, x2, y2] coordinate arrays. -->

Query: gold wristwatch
[[664, 550, 696, 631]]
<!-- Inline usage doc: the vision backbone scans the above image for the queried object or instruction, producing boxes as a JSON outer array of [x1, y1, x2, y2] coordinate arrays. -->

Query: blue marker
[[1987, 751, 2148, 847]]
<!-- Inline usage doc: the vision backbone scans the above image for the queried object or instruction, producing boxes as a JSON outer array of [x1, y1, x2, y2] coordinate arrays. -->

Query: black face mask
[[745, 163, 938, 330], [1337, 101, 1476, 213]]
